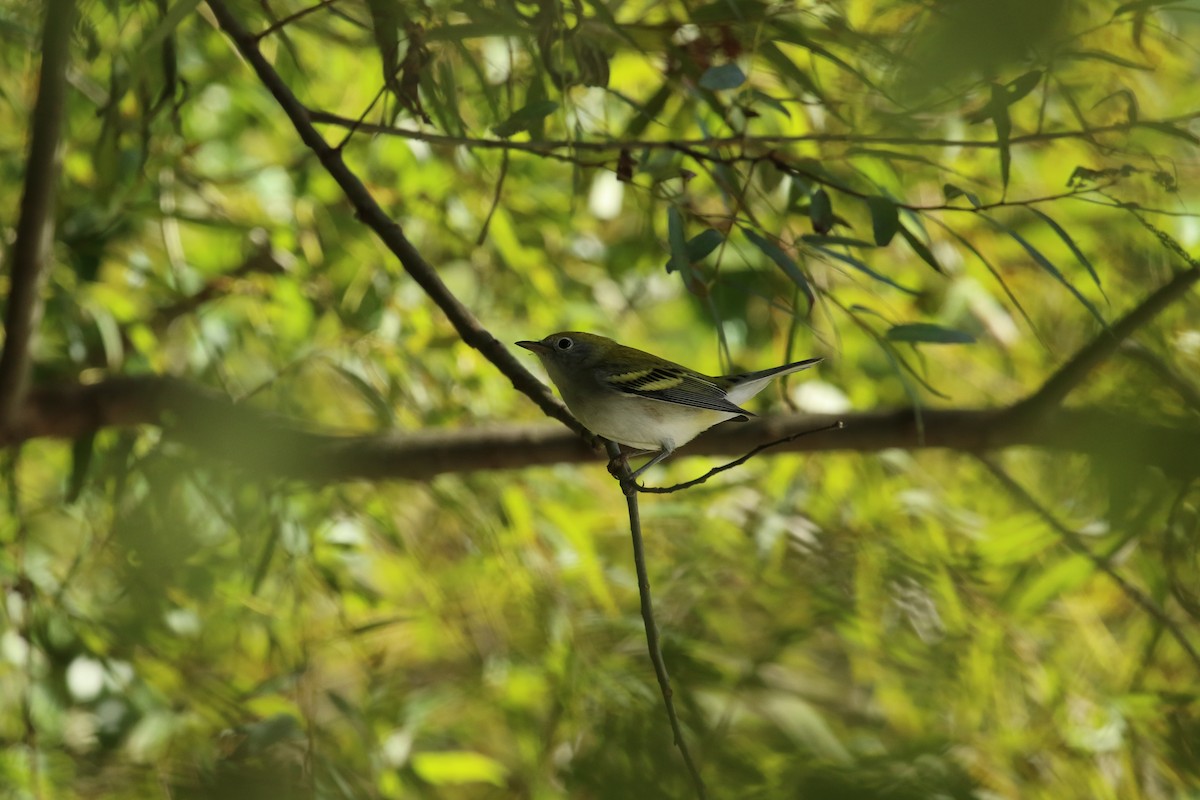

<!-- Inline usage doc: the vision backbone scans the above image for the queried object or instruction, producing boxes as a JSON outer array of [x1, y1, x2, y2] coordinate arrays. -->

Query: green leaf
[[943, 184, 981, 208], [1141, 121, 1200, 145], [67, 432, 96, 503], [698, 63, 746, 91], [1113, 0, 1185, 14], [886, 323, 976, 344], [930, 218, 1045, 347], [989, 85, 1013, 192], [866, 196, 900, 246], [411, 751, 508, 786], [686, 229, 724, 261], [748, 89, 790, 118], [759, 42, 823, 102], [1059, 49, 1154, 70], [491, 101, 559, 137], [622, 82, 671, 138], [899, 225, 944, 274], [1004, 70, 1044, 105], [664, 215, 722, 279], [800, 234, 877, 249], [743, 228, 813, 310], [667, 207, 690, 275], [1028, 208, 1105, 297], [987, 215, 1106, 325], [810, 244, 919, 295], [809, 188, 834, 233]]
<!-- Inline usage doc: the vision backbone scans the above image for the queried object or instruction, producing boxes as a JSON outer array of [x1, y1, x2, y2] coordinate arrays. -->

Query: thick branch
[[5, 376, 1198, 481], [0, 0, 76, 430], [203, 0, 584, 441]]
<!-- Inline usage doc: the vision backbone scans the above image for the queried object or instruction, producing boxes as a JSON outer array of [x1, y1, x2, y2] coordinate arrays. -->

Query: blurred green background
[[1, 0, 1199, 797]]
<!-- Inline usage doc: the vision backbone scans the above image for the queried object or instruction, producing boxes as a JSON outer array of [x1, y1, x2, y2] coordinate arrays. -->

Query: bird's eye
[[555, 337, 573, 350]]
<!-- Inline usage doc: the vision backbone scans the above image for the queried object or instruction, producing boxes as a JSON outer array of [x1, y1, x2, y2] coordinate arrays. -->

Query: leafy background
[[1, 0, 1199, 797]]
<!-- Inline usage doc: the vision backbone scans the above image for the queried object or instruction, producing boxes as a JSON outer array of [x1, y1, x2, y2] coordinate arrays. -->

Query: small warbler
[[516, 332, 822, 478]]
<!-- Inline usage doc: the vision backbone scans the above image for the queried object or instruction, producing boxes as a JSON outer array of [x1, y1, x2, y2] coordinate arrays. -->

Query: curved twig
[[606, 441, 707, 800]]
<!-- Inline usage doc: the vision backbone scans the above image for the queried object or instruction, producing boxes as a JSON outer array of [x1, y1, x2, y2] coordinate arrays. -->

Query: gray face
[[518, 332, 607, 372]]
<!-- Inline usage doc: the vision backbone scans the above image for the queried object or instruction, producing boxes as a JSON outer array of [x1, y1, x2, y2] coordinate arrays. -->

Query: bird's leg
[[627, 445, 674, 481]]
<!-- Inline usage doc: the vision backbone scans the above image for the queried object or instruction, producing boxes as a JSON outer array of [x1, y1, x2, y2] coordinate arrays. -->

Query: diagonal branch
[[1013, 263, 1200, 419], [0, 0, 76, 431], [203, 0, 585, 441]]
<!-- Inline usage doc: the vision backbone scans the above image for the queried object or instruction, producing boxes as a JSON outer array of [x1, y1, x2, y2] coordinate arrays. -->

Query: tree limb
[[4, 376, 1198, 482], [0, 0, 76, 431], [1013, 264, 1200, 419]]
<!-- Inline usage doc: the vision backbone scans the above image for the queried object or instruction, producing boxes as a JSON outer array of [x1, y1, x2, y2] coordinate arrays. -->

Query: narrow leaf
[[1114, 0, 1185, 15], [698, 63, 746, 91], [1142, 121, 1200, 145], [686, 229, 724, 261], [866, 196, 900, 246], [990, 84, 1013, 193], [748, 89, 790, 118], [760, 41, 823, 101], [988, 216, 1106, 325], [930, 218, 1047, 349], [809, 188, 834, 233], [1059, 49, 1154, 70], [1028, 208, 1105, 297], [667, 207, 690, 275], [67, 433, 96, 503], [743, 228, 813, 309], [942, 184, 981, 208], [811, 244, 919, 295], [1004, 70, 1043, 104], [492, 100, 559, 137], [801, 234, 876, 249], [899, 225, 944, 274], [887, 323, 976, 344], [667, 227, 720, 272]]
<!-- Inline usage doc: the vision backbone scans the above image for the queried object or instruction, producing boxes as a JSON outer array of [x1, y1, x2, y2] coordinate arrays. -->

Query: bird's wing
[[601, 366, 752, 416]]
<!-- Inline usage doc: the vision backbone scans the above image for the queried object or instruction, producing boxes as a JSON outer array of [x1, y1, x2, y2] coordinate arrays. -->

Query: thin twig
[[254, 0, 341, 40], [637, 420, 844, 494], [979, 457, 1200, 672], [0, 0, 76, 431], [606, 441, 707, 800], [308, 107, 1200, 152]]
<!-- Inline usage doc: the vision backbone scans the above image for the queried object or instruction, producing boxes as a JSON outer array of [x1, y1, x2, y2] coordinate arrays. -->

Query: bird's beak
[[515, 340, 549, 354]]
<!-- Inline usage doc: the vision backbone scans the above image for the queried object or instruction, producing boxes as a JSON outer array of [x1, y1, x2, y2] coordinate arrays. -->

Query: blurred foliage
[[1, 0, 1199, 797]]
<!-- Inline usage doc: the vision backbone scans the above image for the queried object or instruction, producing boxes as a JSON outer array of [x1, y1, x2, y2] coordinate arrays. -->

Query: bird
[[516, 331, 822, 479]]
